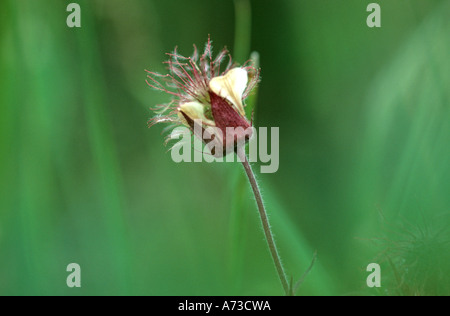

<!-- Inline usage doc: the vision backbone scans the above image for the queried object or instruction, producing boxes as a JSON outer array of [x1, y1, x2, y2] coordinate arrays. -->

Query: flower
[[146, 37, 260, 157]]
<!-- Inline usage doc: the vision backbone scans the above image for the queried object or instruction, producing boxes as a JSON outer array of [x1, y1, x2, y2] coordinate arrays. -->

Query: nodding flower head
[[146, 37, 260, 157]]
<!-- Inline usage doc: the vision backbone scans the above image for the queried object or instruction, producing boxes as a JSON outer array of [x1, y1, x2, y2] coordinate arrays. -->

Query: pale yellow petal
[[179, 101, 215, 126], [209, 68, 248, 116]]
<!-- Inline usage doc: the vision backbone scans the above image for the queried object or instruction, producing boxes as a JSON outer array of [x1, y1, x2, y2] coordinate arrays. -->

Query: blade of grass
[[75, 3, 133, 295]]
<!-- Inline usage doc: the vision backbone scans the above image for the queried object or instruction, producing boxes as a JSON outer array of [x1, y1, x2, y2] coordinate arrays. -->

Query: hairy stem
[[236, 148, 290, 295]]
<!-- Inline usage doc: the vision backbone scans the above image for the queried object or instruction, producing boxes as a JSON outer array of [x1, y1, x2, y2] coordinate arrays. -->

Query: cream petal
[[179, 101, 215, 126], [209, 68, 248, 116]]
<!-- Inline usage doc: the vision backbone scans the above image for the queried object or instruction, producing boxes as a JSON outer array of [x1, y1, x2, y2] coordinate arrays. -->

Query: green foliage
[[0, 0, 449, 295]]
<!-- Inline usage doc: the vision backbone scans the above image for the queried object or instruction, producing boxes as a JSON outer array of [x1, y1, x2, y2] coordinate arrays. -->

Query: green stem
[[233, 0, 252, 63], [236, 148, 290, 295]]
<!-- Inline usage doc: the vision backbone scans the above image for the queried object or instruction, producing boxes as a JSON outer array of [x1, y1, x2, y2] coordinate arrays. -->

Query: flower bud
[[147, 37, 260, 157]]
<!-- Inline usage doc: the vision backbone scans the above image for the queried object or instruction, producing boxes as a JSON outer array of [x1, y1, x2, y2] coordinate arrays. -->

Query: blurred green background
[[1, 0, 449, 296]]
